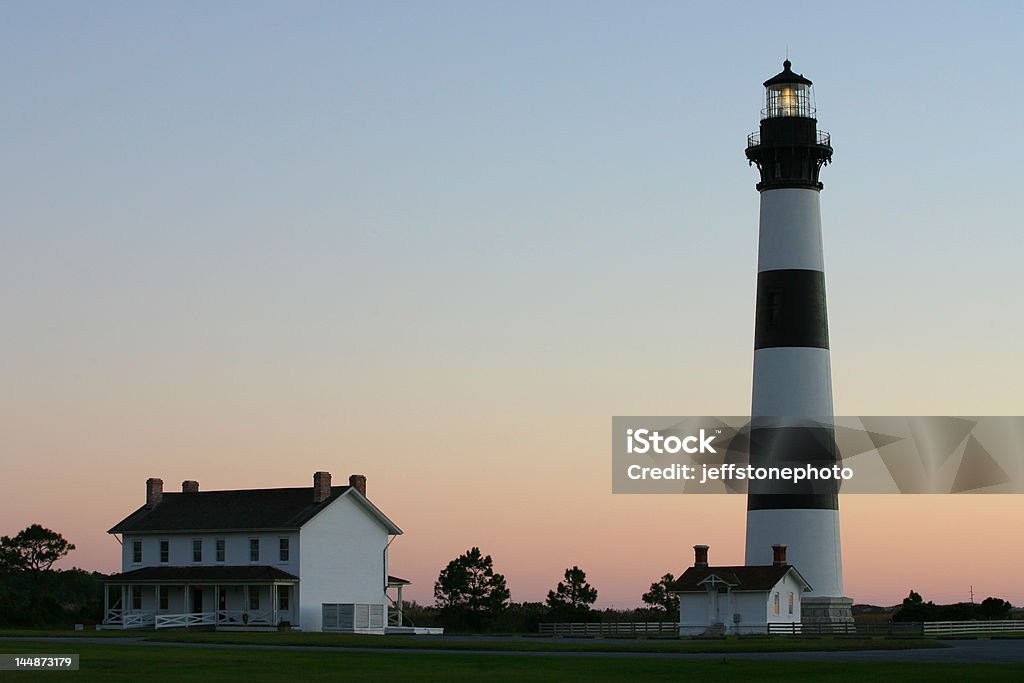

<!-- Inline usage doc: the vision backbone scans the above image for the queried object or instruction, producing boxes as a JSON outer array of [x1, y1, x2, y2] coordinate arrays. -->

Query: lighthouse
[[743, 61, 853, 625]]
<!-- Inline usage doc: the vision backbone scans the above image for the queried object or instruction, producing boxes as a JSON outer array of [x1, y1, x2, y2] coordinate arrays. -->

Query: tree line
[[0, 525, 104, 628], [3, 527, 1017, 632], [893, 590, 1014, 622], [421, 546, 678, 632]]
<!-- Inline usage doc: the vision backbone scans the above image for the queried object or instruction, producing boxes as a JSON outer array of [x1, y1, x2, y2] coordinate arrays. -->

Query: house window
[[279, 586, 290, 611], [279, 538, 289, 562], [159, 586, 169, 610], [249, 538, 259, 562], [131, 587, 142, 611], [160, 540, 169, 563], [132, 540, 142, 564], [248, 587, 260, 610], [788, 592, 794, 615], [216, 539, 226, 563], [192, 539, 203, 563], [773, 592, 780, 616]]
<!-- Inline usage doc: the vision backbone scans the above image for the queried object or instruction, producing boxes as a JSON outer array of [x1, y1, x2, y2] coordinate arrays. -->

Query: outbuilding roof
[[669, 565, 811, 593]]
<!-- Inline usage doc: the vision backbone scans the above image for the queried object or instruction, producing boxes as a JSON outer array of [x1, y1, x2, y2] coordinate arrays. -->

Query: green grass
[[0, 629, 946, 654], [0, 641, 1021, 683]]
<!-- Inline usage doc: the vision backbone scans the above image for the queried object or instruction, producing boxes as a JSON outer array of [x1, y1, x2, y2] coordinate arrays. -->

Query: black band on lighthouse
[[745, 424, 841, 511], [754, 269, 829, 350]]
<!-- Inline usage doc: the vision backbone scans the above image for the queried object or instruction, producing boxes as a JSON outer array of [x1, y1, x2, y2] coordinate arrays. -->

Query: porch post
[[397, 584, 404, 627], [103, 583, 110, 623], [272, 583, 278, 626], [244, 585, 249, 620], [214, 585, 220, 623], [184, 583, 189, 615], [120, 585, 127, 620], [155, 583, 160, 618]]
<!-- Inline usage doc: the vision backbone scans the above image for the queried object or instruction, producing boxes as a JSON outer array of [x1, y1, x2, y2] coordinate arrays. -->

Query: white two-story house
[[102, 471, 406, 633]]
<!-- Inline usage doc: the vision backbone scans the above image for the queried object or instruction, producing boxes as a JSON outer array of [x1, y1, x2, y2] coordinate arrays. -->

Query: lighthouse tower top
[[745, 60, 833, 191]]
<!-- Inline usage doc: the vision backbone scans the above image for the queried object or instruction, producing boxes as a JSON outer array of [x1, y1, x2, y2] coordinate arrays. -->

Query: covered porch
[[102, 565, 299, 630]]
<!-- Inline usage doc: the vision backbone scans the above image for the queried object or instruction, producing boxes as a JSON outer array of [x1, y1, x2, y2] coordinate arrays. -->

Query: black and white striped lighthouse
[[743, 61, 852, 624]]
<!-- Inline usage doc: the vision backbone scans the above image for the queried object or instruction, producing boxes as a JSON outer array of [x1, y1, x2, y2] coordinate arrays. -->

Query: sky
[[2, 1, 1023, 608]]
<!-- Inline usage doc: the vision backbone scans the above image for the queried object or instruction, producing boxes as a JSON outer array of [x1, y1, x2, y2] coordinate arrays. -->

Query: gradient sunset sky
[[3, 1, 1023, 608]]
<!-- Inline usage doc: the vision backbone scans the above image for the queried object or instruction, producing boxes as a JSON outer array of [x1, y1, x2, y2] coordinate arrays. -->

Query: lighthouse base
[[801, 597, 854, 627]]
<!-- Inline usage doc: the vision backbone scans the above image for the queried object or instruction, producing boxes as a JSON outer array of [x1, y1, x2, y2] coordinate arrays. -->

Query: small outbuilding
[[670, 544, 811, 635]]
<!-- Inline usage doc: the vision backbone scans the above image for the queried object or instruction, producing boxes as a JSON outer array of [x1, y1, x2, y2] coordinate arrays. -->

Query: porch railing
[[104, 610, 155, 629], [213, 610, 273, 626], [154, 610, 274, 629], [156, 612, 215, 629]]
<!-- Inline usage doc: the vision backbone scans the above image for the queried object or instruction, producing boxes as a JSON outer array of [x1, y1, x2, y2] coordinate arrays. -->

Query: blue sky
[[3, 1, 1024, 606]]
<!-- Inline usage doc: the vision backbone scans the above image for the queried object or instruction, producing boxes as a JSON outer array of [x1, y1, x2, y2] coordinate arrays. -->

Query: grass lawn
[[0, 629, 946, 654], [1, 641, 1023, 682]]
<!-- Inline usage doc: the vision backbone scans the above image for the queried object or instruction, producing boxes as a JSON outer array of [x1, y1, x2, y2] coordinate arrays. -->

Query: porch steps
[[700, 623, 727, 637]]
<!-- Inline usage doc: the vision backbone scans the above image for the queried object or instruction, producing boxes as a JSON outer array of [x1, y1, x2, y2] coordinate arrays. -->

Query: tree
[[0, 525, 75, 577], [546, 566, 598, 612], [0, 525, 80, 628], [979, 597, 1013, 620], [642, 573, 679, 616], [434, 547, 510, 613], [893, 589, 936, 622]]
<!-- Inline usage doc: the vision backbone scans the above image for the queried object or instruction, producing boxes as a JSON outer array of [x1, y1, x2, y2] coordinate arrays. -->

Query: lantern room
[[762, 60, 815, 119]]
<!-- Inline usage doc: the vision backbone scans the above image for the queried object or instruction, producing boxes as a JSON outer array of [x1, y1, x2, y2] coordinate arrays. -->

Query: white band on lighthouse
[[751, 348, 834, 418], [745, 508, 843, 597], [756, 189, 825, 272]]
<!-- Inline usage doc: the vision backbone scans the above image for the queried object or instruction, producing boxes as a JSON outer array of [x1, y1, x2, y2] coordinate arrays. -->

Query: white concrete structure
[[672, 545, 810, 636], [743, 60, 852, 624], [102, 472, 404, 633]]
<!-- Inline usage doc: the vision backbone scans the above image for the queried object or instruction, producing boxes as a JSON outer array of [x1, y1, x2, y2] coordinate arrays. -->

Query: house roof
[[108, 486, 402, 535], [669, 565, 811, 593], [104, 565, 299, 584]]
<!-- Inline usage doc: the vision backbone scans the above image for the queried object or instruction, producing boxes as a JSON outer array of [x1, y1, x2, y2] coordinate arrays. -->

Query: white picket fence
[[768, 620, 1022, 636], [922, 620, 1022, 635]]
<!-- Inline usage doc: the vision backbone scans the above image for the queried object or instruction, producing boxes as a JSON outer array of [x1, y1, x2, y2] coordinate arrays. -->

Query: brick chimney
[[772, 544, 788, 567], [146, 478, 163, 508], [349, 474, 367, 497], [313, 471, 332, 503], [693, 544, 709, 569], [182, 480, 199, 494]]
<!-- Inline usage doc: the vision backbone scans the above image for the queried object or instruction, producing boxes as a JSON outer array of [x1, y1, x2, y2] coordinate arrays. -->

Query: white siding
[[120, 532, 300, 575], [679, 593, 707, 624], [298, 493, 391, 632], [766, 571, 804, 626], [676, 571, 806, 635], [734, 592, 769, 631]]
